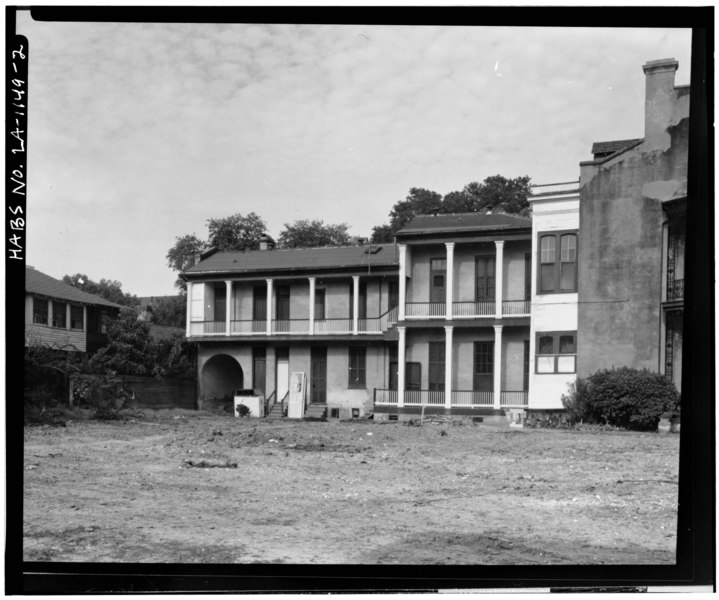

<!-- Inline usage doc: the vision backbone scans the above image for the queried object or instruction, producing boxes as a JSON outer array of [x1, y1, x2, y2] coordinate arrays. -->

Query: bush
[[72, 373, 133, 411], [561, 367, 679, 431]]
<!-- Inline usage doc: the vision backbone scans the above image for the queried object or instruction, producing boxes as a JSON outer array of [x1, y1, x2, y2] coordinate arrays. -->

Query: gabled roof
[[184, 243, 398, 276], [25, 267, 124, 309], [591, 138, 643, 157], [396, 212, 531, 236]]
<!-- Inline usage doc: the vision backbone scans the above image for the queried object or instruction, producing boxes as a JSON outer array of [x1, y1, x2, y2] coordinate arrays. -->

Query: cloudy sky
[[17, 11, 692, 296]]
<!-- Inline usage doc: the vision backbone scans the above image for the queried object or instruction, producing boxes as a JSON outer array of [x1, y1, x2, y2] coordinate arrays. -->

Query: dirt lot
[[23, 412, 679, 564]]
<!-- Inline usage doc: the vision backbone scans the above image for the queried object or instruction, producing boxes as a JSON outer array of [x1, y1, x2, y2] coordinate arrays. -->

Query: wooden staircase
[[304, 403, 327, 421]]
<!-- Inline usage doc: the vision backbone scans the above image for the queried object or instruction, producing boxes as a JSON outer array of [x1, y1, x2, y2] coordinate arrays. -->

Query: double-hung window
[[52, 301, 66, 328], [538, 232, 578, 293], [535, 331, 576, 373], [348, 346, 366, 388], [70, 305, 84, 330], [33, 298, 48, 325]]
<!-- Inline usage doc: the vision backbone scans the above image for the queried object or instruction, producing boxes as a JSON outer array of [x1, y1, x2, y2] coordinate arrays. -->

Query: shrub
[[72, 372, 133, 411], [561, 367, 679, 431]]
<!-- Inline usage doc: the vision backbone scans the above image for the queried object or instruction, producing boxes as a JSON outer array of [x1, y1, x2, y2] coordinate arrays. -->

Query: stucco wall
[[577, 116, 689, 378]]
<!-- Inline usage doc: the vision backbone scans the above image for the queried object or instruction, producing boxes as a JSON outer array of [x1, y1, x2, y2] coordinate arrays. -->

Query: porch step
[[304, 403, 327, 421], [267, 403, 284, 419]]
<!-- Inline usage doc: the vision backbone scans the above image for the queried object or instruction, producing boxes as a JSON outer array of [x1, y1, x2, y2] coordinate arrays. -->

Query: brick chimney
[[643, 58, 679, 150]]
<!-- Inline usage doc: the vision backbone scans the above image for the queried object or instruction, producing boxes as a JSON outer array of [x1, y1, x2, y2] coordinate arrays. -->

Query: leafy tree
[[439, 190, 475, 214], [370, 223, 395, 244], [166, 234, 207, 291], [278, 219, 351, 249], [207, 212, 267, 251], [462, 174, 532, 216], [63, 274, 139, 307], [149, 295, 186, 329], [388, 187, 443, 231], [372, 175, 533, 238], [90, 308, 194, 378], [90, 308, 157, 376]]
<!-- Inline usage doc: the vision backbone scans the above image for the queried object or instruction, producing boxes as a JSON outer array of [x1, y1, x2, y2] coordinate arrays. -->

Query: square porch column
[[65, 303, 71, 330], [444, 325, 453, 409], [493, 325, 503, 409], [495, 240, 504, 318], [225, 280, 232, 336], [397, 326, 406, 408], [352, 275, 360, 335], [309, 277, 316, 335], [398, 244, 407, 320], [185, 282, 193, 336], [445, 242, 455, 320], [265, 278, 273, 335]]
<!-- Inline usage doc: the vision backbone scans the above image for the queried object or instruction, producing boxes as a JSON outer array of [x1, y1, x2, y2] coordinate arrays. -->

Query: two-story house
[[25, 266, 123, 354], [183, 206, 579, 421]]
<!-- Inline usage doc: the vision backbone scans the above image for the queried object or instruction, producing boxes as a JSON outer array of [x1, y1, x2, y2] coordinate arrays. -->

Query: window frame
[[70, 305, 84, 331], [32, 297, 49, 325], [536, 230, 578, 294], [474, 254, 496, 302], [348, 346, 367, 389], [52, 301, 67, 329], [535, 330, 577, 374]]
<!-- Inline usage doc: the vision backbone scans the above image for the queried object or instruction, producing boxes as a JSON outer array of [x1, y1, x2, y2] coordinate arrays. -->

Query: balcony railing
[[451, 390, 494, 406], [453, 301, 495, 317], [406, 300, 530, 319], [374, 389, 512, 407], [360, 305, 399, 333], [502, 300, 530, 315], [231, 319, 268, 334], [499, 391, 528, 406], [272, 319, 310, 334], [190, 306, 399, 337], [667, 279, 684, 302], [189, 321, 225, 335], [314, 318, 353, 334], [405, 302, 446, 318]]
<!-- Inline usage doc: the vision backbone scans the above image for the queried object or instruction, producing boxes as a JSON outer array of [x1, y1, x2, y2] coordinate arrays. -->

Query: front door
[[473, 341, 494, 392], [253, 347, 266, 397], [428, 342, 445, 391], [276, 347, 290, 402], [311, 347, 327, 404]]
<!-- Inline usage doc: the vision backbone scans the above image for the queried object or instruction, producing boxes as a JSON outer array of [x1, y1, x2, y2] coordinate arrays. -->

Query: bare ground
[[23, 412, 679, 564]]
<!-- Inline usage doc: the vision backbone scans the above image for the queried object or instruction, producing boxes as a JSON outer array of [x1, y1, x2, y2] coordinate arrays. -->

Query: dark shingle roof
[[184, 244, 398, 275], [591, 138, 643, 156], [396, 213, 531, 235], [25, 267, 124, 309]]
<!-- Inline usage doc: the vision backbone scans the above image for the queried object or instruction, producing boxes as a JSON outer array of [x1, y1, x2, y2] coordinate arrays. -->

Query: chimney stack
[[643, 58, 679, 150], [259, 234, 275, 251]]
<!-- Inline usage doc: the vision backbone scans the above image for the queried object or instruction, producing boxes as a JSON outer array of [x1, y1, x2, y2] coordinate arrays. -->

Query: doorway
[[311, 347, 327, 404], [276, 347, 290, 402]]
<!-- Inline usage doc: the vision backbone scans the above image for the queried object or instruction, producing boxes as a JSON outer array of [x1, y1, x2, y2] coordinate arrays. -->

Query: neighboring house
[[577, 58, 689, 392], [25, 266, 123, 353]]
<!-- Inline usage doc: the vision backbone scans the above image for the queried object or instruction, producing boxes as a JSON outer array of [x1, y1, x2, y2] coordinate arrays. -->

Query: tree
[[90, 308, 157, 376], [149, 295, 186, 329], [388, 187, 443, 231], [166, 234, 207, 291], [207, 212, 267, 251], [63, 274, 139, 306], [439, 190, 475, 214], [463, 174, 532, 216], [90, 308, 194, 378], [370, 223, 395, 244], [278, 219, 351, 249]]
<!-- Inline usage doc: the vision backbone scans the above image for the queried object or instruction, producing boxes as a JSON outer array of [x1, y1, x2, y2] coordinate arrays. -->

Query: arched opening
[[201, 354, 244, 401]]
